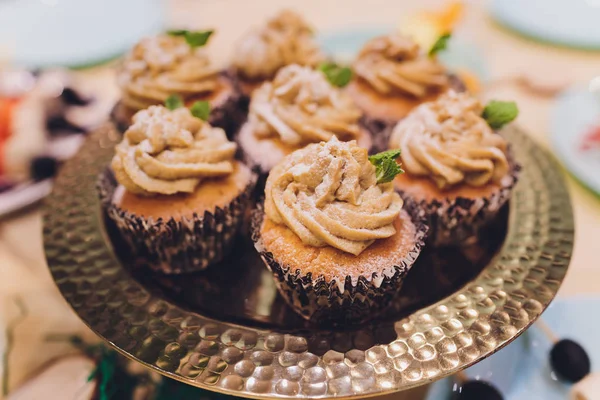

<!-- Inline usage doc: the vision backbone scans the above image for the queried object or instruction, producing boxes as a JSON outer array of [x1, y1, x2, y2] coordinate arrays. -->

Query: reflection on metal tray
[[109, 205, 508, 332], [43, 124, 573, 399]]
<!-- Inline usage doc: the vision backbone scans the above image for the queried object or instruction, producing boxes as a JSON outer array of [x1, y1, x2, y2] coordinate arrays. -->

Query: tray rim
[[42, 123, 574, 399]]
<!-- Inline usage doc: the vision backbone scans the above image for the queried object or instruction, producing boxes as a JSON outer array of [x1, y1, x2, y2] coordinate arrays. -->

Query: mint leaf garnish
[[429, 33, 452, 57], [167, 29, 187, 36], [190, 101, 211, 121], [165, 94, 184, 110], [167, 29, 214, 48], [318, 62, 353, 88], [369, 149, 404, 184], [482, 100, 519, 129]]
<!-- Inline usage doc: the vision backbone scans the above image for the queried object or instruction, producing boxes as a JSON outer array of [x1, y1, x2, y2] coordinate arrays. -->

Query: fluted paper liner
[[251, 203, 428, 325], [98, 168, 256, 274], [399, 153, 521, 247]]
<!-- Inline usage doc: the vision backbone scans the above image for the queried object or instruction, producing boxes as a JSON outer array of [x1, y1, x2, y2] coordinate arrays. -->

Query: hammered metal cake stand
[[43, 124, 574, 399]]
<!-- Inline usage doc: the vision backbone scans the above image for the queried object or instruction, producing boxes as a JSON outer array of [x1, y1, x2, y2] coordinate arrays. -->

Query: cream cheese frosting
[[264, 137, 403, 255], [232, 10, 324, 80], [112, 105, 236, 196], [389, 91, 510, 189], [117, 35, 219, 110], [249, 64, 362, 146], [353, 33, 448, 97]]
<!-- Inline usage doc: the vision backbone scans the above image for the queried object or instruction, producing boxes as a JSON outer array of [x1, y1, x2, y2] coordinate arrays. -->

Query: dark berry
[[30, 156, 58, 181], [60, 87, 92, 106], [550, 339, 591, 383], [453, 380, 503, 400]]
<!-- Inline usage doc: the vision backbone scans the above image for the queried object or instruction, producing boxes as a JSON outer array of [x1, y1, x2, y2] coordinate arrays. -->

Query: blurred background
[[0, 0, 599, 399]]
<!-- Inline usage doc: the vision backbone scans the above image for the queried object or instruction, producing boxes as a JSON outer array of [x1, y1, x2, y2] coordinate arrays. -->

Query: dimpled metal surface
[[43, 124, 573, 399]]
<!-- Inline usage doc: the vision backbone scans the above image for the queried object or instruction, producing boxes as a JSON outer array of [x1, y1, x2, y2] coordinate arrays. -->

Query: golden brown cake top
[[248, 64, 362, 147], [264, 137, 403, 256], [232, 10, 324, 80], [353, 33, 448, 97], [389, 91, 510, 190], [112, 105, 236, 196], [117, 34, 219, 110]]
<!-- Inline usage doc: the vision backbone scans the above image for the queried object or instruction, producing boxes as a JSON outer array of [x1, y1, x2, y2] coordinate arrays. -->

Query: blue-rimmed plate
[[426, 297, 600, 399], [0, 0, 164, 68], [490, 0, 600, 50]]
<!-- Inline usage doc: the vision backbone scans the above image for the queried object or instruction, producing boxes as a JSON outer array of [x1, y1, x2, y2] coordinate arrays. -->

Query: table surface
[[1, 0, 599, 398]]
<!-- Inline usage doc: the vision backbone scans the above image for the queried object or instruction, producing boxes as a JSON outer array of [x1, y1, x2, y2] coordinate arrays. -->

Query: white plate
[[550, 87, 600, 197]]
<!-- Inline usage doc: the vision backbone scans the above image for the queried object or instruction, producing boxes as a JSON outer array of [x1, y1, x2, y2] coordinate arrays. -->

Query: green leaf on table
[[428, 33, 452, 57], [318, 62, 353, 87], [482, 100, 519, 129], [165, 94, 184, 110], [190, 101, 211, 121], [368, 149, 404, 184]]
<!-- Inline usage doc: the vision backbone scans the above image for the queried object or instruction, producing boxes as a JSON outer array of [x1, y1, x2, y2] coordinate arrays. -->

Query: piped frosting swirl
[[389, 91, 510, 189], [117, 35, 219, 110], [249, 64, 362, 146], [264, 137, 403, 255], [233, 10, 324, 80], [353, 34, 448, 97], [112, 105, 236, 196]]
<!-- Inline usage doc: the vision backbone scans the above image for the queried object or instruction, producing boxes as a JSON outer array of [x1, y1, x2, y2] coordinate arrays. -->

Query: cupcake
[[389, 91, 520, 246], [231, 9, 325, 101], [99, 105, 256, 274], [237, 64, 372, 183], [251, 137, 427, 324], [112, 31, 243, 137], [347, 32, 464, 150]]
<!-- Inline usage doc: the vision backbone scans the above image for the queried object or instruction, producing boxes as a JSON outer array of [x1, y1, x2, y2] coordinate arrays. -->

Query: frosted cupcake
[[347, 33, 465, 150], [252, 138, 427, 324], [389, 91, 520, 246], [99, 105, 256, 273], [112, 31, 243, 137], [237, 64, 372, 181], [231, 10, 325, 100]]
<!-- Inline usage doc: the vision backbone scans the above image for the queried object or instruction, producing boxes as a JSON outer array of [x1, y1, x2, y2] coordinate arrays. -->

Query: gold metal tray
[[43, 124, 574, 399]]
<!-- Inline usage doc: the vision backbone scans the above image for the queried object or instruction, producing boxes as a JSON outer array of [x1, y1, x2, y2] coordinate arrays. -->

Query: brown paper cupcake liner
[[399, 155, 521, 247], [250, 204, 428, 325], [364, 74, 468, 154], [110, 72, 246, 139], [97, 169, 257, 274]]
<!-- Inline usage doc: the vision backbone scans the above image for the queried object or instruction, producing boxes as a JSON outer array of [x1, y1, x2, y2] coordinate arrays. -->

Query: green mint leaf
[[368, 149, 401, 164], [429, 33, 452, 57], [318, 62, 353, 88], [167, 29, 214, 48], [190, 101, 211, 121], [184, 30, 214, 48], [167, 29, 188, 36], [369, 149, 404, 184], [165, 94, 184, 110], [482, 100, 519, 129]]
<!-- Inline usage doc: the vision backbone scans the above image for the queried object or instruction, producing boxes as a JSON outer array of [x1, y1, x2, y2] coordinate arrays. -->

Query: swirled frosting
[[117, 35, 219, 110], [249, 64, 362, 146], [353, 34, 448, 97], [232, 10, 324, 80], [112, 105, 236, 196], [389, 91, 510, 189], [264, 137, 404, 255]]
